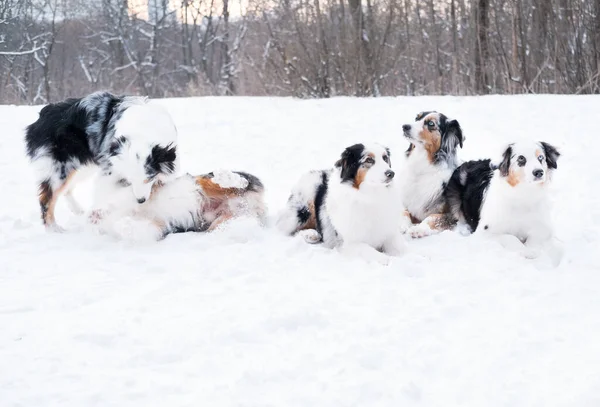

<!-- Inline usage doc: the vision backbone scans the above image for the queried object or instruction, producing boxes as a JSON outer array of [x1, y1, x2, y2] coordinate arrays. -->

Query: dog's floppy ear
[[540, 142, 560, 170], [447, 119, 464, 149], [147, 143, 177, 174], [498, 144, 513, 177], [439, 118, 464, 158], [415, 111, 430, 121], [335, 144, 363, 183]]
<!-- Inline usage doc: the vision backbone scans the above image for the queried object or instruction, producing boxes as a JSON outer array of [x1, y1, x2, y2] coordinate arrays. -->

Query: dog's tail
[[196, 170, 267, 226], [197, 171, 264, 196], [232, 171, 264, 193]]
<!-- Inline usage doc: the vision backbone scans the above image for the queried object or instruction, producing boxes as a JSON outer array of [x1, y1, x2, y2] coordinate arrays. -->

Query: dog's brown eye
[[365, 157, 375, 165], [383, 155, 389, 163], [517, 155, 527, 166]]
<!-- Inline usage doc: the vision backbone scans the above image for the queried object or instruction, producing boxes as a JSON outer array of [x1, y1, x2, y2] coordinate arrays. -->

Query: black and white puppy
[[277, 143, 405, 265], [399, 111, 464, 238], [25, 91, 179, 230], [446, 141, 560, 258]]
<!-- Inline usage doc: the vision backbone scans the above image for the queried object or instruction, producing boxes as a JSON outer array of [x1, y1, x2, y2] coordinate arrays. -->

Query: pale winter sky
[[129, 0, 247, 21]]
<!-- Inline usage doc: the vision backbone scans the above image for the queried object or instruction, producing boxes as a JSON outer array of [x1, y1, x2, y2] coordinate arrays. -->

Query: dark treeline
[[1, 0, 599, 104]]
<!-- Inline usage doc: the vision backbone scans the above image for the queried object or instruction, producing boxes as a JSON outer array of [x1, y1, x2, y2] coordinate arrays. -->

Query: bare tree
[[474, 0, 489, 94], [1, 0, 600, 103]]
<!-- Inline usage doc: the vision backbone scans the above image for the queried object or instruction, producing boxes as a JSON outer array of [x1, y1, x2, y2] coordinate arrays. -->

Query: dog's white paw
[[408, 223, 433, 239], [297, 229, 322, 244], [88, 209, 105, 225]]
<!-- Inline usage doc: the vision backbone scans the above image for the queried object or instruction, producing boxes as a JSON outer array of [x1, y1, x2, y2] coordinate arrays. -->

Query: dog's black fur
[[445, 159, 494, 232]]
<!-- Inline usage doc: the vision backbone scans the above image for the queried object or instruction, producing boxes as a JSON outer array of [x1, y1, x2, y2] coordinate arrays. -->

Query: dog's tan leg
[[41, 171, 77, 231], [39, 180, 54, 226], [207, 211, 234, 232]]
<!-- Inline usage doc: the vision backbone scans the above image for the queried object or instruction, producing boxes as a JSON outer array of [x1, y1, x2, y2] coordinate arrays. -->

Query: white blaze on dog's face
[[401, 111, 464, 163], [496, 141, 560, 186], [334, 143, 394, 188], [107, 102, 179, 204], [108, 136, 177, 203]]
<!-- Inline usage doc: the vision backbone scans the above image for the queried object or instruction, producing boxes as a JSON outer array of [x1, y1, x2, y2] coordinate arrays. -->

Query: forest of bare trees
[[1, 0, 599, 104]]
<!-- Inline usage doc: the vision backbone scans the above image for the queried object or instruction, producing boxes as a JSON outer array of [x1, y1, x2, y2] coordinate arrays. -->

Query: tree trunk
[[348, 0, 376, 96], [474, 0, 490, 94], [219, 0, 234, 95]]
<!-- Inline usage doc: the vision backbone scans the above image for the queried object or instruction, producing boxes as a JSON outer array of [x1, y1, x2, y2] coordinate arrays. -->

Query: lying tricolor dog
[[399, 111, 464, 238], [446, 141, 560, 258], [277, 143, 405, 265], [96, 170, 266, 241]]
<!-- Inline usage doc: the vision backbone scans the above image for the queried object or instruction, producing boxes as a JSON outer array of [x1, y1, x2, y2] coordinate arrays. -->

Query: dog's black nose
[[402, 124, 411, 132], [385, 170, 395, 179], [532, 169, 544, 179], [137, 197, 146, 204]]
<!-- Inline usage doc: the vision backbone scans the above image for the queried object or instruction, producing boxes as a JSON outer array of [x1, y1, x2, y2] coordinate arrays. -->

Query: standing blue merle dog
[[25, 91, 179, 230]]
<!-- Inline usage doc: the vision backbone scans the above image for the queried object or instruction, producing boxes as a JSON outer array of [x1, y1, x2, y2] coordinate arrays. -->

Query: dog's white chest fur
[[399, 150, 454, 221], [477, 175, 552, 242], [326, 181, 401, 248]]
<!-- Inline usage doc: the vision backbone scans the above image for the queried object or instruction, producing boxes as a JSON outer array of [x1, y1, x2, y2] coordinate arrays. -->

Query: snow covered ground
[[1, 96, 599, 407]]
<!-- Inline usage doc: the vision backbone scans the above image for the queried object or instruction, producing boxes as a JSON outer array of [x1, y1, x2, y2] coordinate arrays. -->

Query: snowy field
[[1, 96, 599, 406]]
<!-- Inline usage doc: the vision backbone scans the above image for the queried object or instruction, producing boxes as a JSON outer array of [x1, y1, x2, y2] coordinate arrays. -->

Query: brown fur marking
[[418, 114, 442, 163], [424, 213, 456, 231], [196, 176, 243, 199], [41, 171, 77, 227], [150, 179, 165, 197], [208, 211, 234, 232], [410, 213, 421, 224], [353, 167, 368, 189], [352, 153, 375, 189], [39, 181, 52, 224], [403, 209, 420, 224], [298, 201, 317, 231], [507, 168, 523, 187]]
